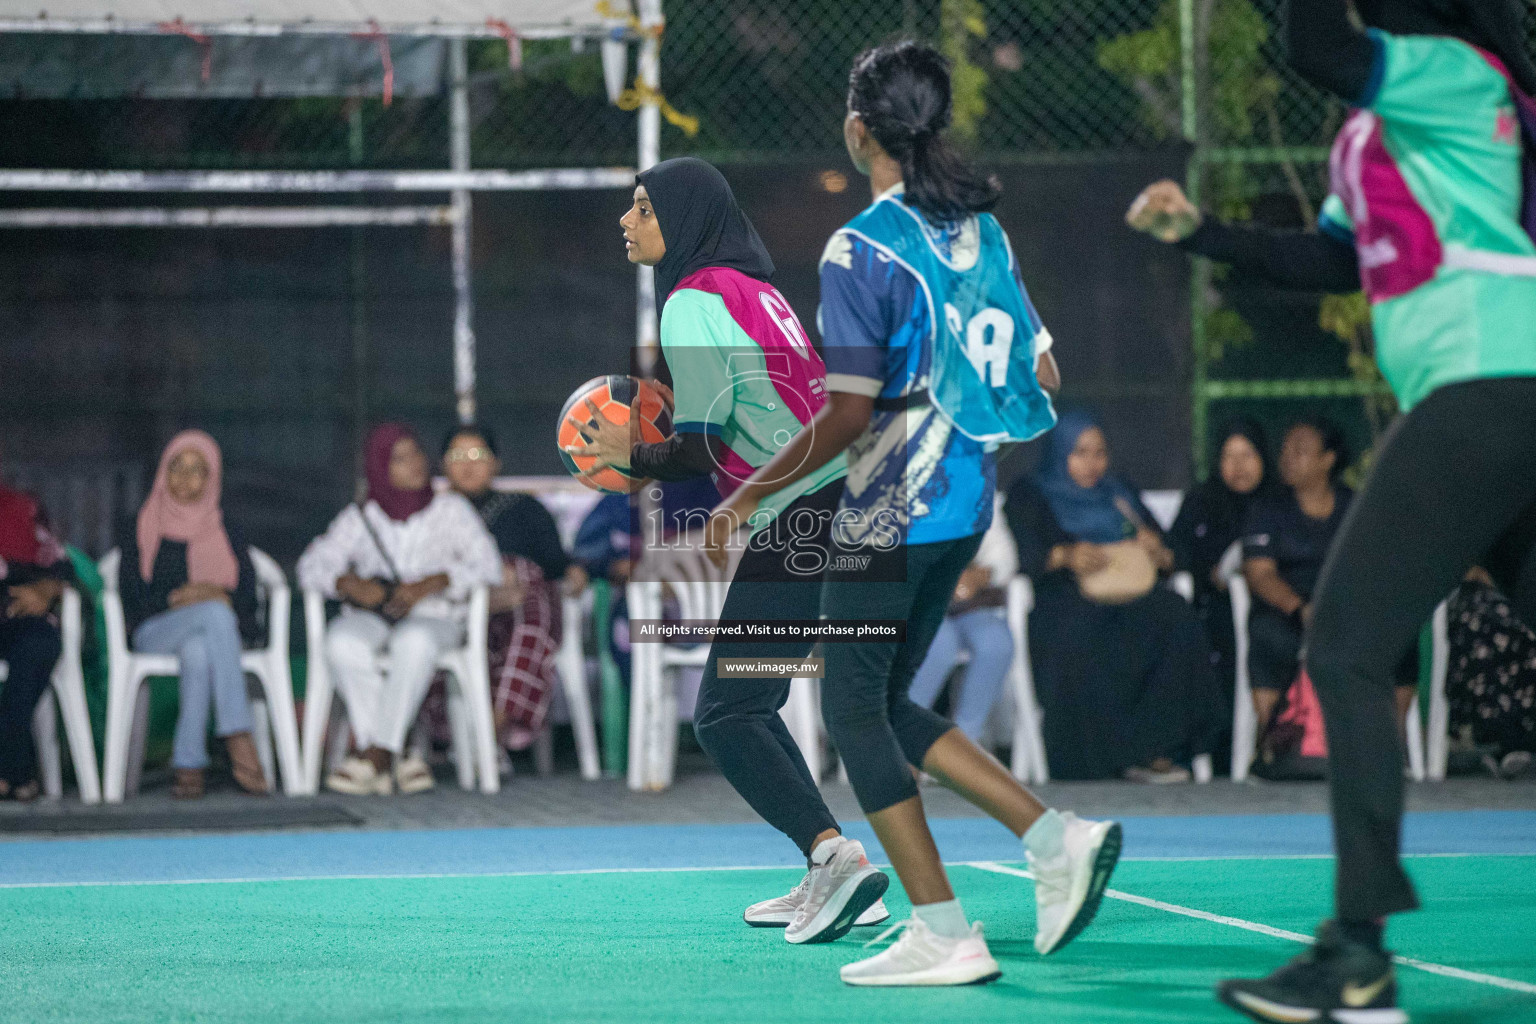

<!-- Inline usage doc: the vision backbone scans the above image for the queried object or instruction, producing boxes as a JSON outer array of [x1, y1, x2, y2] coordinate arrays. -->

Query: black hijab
[[637, 157, 776, 308], [1357, 0, 1536, 94], [1206, 417, 1273, 535]]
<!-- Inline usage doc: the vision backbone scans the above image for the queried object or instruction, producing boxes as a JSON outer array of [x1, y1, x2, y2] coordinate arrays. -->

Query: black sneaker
[[1217, 920, 1407, 1023]]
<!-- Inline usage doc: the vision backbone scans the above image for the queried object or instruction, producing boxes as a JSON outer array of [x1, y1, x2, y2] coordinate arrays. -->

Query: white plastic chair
[[1004, 575, 1050, 785], [0, 586, 101, 802], [626, 543, 732, 791], [552, 594, 602, 781], [301, 584, 499, 795], [1426, 598, 1451, 780], [100, 547, 304, 801], [778, 676, 824, 785], [1228, 561, 1425, 782]]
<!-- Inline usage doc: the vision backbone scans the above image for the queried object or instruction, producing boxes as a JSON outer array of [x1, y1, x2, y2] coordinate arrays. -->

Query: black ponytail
[[847, 40, 1002, 225]]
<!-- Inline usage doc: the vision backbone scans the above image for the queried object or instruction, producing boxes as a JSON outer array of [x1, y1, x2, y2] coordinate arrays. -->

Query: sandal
[[171, 769, 206, 799], [394, 754, 436, 795], [224, 732, 270, 795], [0, 778, 42, 802], [326, 755, 393, 796]]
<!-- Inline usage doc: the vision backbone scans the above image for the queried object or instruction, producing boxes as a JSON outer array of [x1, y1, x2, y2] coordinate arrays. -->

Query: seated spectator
[[0, 462, 73, 802], [1169, 418, 1273, 745], [908, 496, 1017, 742], [1241, 417, 1418, 751], [1005, 411, 1222, 782], [574, 493, 641, 686], [298, 424, 500, 796], [441, 425, 587, 753], [1445, 567, 1536, 779], [1242, 418, 1348, 737], [117, 431, 266, 799]]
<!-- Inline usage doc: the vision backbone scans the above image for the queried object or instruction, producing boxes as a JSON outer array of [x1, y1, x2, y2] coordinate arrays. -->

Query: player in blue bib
[[705, 41, 1121, 988]]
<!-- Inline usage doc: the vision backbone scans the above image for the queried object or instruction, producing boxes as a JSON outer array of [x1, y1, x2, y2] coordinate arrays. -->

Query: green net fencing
[[2, 0, 1530, 476]]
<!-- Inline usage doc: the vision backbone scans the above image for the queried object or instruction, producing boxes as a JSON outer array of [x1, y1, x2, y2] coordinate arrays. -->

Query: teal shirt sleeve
[[1366, 31, 1507, 138], [1318, 193, 1355, 245], [659, 288, 735, 436]]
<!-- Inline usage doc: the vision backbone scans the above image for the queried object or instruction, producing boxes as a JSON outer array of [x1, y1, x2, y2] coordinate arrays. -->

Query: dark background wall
[[0, 151, 1194, 563]]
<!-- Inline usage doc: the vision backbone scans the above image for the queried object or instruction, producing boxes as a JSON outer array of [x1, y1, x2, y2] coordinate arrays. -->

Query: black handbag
[[353, 504, 407, 624]]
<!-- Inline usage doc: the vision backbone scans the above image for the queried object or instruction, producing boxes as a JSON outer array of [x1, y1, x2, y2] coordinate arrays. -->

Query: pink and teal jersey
[[1319, 30, 1536, 410], [659, 267, 846, 529]]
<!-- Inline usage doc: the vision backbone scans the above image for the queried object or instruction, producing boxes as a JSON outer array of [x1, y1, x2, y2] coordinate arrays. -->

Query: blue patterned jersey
[[818, 185, 1053, 547]]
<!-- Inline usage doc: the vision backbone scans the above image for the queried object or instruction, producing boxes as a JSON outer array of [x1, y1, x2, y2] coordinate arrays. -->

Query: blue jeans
[[907, 609, 1014, 741], [133, 601, 252, 770]]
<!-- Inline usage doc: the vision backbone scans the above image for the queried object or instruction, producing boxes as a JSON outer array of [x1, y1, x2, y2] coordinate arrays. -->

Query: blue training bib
[[842, 197, 1057, 444]]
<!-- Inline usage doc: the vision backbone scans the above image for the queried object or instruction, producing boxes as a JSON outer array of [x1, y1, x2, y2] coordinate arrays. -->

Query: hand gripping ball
[[557, 375, 674, 494]]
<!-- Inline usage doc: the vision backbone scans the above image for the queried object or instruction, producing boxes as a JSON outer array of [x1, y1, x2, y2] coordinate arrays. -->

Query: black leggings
[[819, 534, 980, 815], [1306, 376, 1536, 921], [0, 614, 61, 788], [1250, 605, 1416, 693], [693, 482, 843, 857]]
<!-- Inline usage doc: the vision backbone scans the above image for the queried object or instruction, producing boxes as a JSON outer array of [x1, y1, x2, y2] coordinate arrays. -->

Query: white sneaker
[[1030, 812, 1121, 954], [325, 755, 392, 796], [1123, 763, 1192, 784], [394, 754, 436, 794], [840, 918, 1001, 987], [784, 839, 890, 944], [745, 872, 891, 928]]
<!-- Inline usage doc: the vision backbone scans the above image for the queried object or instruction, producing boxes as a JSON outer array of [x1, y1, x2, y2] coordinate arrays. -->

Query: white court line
[[967, 860, 1536, 998], [7, 855, 1536, 996], [0, 863, 798, 891], [1, 851, 1529, 891]]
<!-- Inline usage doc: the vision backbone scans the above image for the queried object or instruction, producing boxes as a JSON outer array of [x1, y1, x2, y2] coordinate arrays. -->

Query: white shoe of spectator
[[327, 755, 393, 796], [1123, 761, 1192, 784], [394, 753, 436, 794], [1501, 750, 1533, 780], [744, 871, 890, 928], [839, 918, 1000, 987]]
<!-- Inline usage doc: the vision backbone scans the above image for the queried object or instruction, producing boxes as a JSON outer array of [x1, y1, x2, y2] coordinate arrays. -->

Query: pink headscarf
[[136, 430, 239, 588]]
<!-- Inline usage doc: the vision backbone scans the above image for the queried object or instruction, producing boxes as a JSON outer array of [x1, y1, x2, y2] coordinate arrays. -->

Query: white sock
[[914, 898, 970, 940], [809, 835, 846, 867], [1023, 808, 1066, 860]]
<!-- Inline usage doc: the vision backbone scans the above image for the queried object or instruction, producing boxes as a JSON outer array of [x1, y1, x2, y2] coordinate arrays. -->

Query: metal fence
[[0, 0, 1345, 169], [6, 0, 1527, 484]]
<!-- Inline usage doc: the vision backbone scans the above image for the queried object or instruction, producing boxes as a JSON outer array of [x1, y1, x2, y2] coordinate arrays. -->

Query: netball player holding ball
[[566, 156, 896, 946], [703, 42, 1121, 986]]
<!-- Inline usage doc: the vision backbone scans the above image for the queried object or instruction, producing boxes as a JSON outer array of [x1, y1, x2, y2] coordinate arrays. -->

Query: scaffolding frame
[[0, 0, 665, 423]]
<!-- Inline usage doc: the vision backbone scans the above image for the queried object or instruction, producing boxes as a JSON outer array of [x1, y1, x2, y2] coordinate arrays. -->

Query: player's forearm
[[631, 431, 721, 481], [1178, 220, 1361, 293], [734, 393, 872, 506]]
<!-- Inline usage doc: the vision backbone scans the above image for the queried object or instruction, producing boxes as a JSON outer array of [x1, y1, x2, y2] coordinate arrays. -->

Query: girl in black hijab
[[1170, 418, 1273, 600], [567, 158, 884, 942], [1167, 419, 1272, 772], [639, 156, 776, 310]]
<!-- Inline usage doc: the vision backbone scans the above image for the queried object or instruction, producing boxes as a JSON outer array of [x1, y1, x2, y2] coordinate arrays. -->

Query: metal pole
[[449, 38, 476, 425], [1180, 0, 1210, 481], [0, 168, 636, 191], [349, 102, 370, 493], [635, 0, 662, 376], [0, 206, 454, 227], [634, 0, 664, 564]]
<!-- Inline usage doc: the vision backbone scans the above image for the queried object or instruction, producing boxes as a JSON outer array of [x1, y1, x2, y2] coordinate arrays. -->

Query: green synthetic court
[[6, 854, 1534, 1023]]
